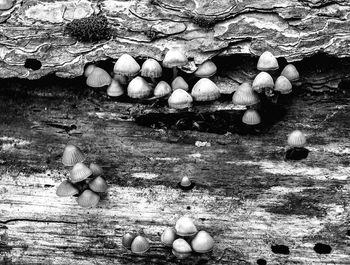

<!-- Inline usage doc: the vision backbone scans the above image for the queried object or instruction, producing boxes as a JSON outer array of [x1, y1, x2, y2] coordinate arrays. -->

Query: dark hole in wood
[[285, 147, 309, 160], [313, 243, 332, 254], [271, 245, 290, 255], [187, 206, 191, 210], [257, 259, 267, 265], [24, 58, 42, 71]]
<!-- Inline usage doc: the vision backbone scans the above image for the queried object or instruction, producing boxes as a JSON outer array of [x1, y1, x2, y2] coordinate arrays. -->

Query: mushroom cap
[[242, 109, 261, 125], [191, 78, 221, 101], [257, 51, 279, 71], [163, 49, 188, 68], [281, 64, 299, 82], [84, 64, 96, 77], [70, 162, 92, 183], [76, 190, 100, 208], [88, 176, 108, 193], [154, 81, 172, 97], [180, 176, 191, 187], [131, 236, 150, 254], [122, 233, 137, 249], [232, 83, 259, 106], [107, 79, 124, 97], [113, 54, 140, 76], [175, 216, 197, 237], [141, 58, 162, 78], [0, 0, 15, 10], [252, 72, 274, 93], [86, 67, 112, 88], [168, 89, 193, 109], [161, 228, 177, 247], [56, 180, 79, 197], [191, 231, 214, 253], [194, 60, 217, 78], [62, 144, 85, 166], [274, 76, 292, 94], [127, 76, 152, 99], [287, 130, 306, 147], [172, 238, 192, 254], [89, 163, 103, 177], [171, 76, 189, 91]]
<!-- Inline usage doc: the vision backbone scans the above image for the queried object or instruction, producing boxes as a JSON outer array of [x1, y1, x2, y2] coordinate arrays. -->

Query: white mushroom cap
[[257, 51, 279, 71], [191, 78, 221, 101], [163, 49, 188, 68], [113, 54, 140, 76], [194, 60, 217, 78], [141, 58, 162, 78]]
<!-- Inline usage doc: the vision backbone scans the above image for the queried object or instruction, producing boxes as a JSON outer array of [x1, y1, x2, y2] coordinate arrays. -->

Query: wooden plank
[[0, 77, 349, 264]]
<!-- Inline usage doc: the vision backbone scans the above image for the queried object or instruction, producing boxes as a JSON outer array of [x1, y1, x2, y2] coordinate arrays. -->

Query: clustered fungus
[[161, 216, 214, 259], [57, 144, 108, 207], [285, 130, 309, 160], [65, 14, 111, 42]]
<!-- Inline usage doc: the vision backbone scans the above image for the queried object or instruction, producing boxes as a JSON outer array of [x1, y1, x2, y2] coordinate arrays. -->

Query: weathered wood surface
[[0, 0, 350, 79], [0, 76, 350, 264]]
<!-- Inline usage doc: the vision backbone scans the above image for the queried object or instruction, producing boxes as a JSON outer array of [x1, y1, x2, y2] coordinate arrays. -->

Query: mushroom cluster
[[161, 216, 214, 259], [122, 233, 150, 255], [56, 144, 108, 207], [84, 49, 221, 110]]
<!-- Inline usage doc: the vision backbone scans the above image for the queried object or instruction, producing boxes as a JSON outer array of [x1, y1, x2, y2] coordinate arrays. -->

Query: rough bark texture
[[0, 0, 350, 81], [0, 76, 349, 264]]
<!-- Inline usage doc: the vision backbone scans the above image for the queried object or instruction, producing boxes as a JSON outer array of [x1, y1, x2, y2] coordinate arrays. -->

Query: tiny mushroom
[[153, 81, 172, 98], [56, 180, 79, 197], [0, 0, 15, 10], [161, 228, 177, 247], [257, 51, 279, 71], [141, 58, 163, 83], [76, 189, 100, 208], [194, 60, 217, 78], [178, 176, 195, 191], [287, 130, 306, 148], [88, 176, 108, 193], [89, 163, 103, 177], [175, 216, 198, 237], [191, 231, 214, 253], [62, 144, 85, 166], [70, 162, 92, 183], [113, 54, 140, 79], [107, 79, 124, 97], [171, 76, 189, 92], [86, 67, 112, 88], [168, 89, 193, 109], [84, 64, 96, 77], [122, 233, 137, 249], [191, 78, 221, 101], [232, 82, 259, 107], [274, 76, 292, 94], [252, 72, 274, 93], [127, 76, 152, 99], [163, 48, 188, 80], [281, 64, 299, 82], [242, 109, 261, 125], [172, 238, 192, 259], [130, 235, 150, 254]]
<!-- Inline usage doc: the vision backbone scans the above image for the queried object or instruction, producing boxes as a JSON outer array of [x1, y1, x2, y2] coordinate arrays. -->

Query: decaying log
[[0, 77, 349, 264], [0, 0, 350, 82]]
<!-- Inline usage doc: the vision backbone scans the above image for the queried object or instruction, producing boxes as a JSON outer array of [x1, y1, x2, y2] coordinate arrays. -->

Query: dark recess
[[313, 243, 332, 254], [24, 58, 42, 71], [271, 245, 290, 255], [257, 259, 267, 265]]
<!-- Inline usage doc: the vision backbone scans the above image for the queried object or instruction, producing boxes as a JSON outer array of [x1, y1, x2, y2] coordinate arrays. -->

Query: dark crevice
[[257, 259, 267, 265], [314, 243, 332, 254], [24, 58, 42, 71], [271, 245, 290, 255], [0, 218, 77, 225]]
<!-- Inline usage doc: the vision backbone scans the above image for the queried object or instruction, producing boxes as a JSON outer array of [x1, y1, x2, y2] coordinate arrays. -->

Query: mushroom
[[194, 60, 217, 78], [84, 64, 96, 77], [141, 58, 162, 84], [62, 144, 85, 166], [287, 130, 306, 148], [257, 51, 279, 71], [242, 109, 261, 125], [89, 163, 103, 177], [274, 76, 292, 95], [191, 78, 221, 101], [163, 48, 188, 81], [171, 76, 189, 91], [122, 233, 137, 249], [86, 66, 112, 88], [232, 82, 259, 107], [281, 64, 299, 82], [88, 176, 108, 193], [56, 180, 79, 197], [168, 89, 193, 109], [252, 72, 274, 93], [286, 130, 309, 160], [113, 54, 140, 80], [161, 228, 177, 247], [0, 0, 15, 10], [172, 238, 192, 259], [175, 216, 197, 237], [154, 81, 172, 98], [76, 190, 100, 208], [107, 79, 124, 97], [70, 162, 92, 183], [127, 76, 152, 99], [131, 236, 150, 254], [191, 231, 214, 253], [178, 176, 195, 191]]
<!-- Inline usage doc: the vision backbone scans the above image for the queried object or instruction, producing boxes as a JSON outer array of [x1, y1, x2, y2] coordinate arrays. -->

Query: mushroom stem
[[151, 77, 156, 85], [172, 67, 178, 81]]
